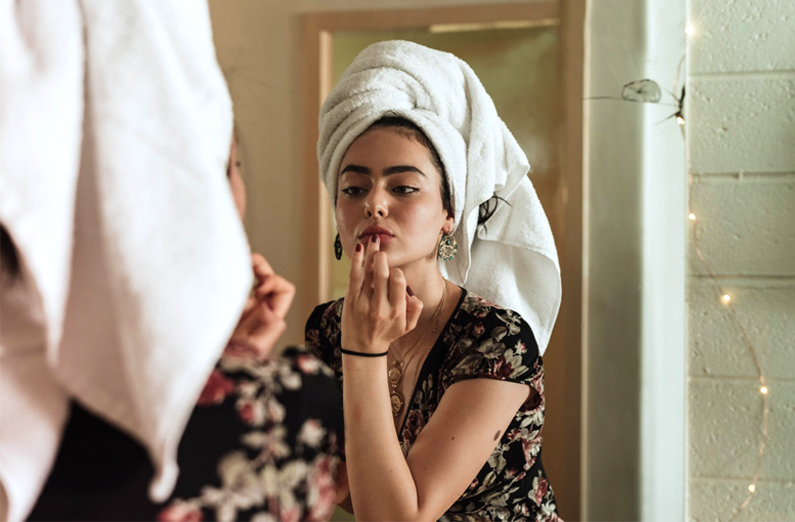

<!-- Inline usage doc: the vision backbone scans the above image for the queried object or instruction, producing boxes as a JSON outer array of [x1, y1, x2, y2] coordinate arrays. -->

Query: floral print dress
[[29, 346, 343, 522], [306, 289, 561, 522], [156, 345, 344, 522]]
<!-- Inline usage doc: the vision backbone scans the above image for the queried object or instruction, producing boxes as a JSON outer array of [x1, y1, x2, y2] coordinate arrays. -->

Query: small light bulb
[[685, 24, 696, 36], [688, 213, 696, 221], [748, 484, 756, 493], [722, 294, 731, 303], [760, 386, 768, 395], [676, 116, 686, 126]]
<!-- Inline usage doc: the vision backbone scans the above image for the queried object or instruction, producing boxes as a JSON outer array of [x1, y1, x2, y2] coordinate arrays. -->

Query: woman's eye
[[393, 186, 419, 195], [341, 187, 365, 197]]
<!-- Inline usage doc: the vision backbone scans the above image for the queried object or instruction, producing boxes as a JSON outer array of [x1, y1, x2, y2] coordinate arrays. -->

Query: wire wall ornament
[[620, 78, 662, 102], [588, 77, 685, 125], [588, 56, 769, 520]]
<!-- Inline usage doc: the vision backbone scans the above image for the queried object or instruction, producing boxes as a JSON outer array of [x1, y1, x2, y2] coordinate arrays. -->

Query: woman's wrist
[[339, 337, 390, 356], [340, 347, 388, 357]]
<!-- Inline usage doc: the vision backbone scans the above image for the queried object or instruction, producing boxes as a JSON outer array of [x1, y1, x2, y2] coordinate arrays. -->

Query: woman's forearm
[[342, 354, 420, 521]]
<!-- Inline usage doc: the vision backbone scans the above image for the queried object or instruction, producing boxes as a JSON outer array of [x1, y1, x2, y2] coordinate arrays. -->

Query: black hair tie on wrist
[[340, 347, 388, 357]]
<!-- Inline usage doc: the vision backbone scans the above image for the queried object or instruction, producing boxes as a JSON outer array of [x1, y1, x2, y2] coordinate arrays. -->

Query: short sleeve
[[443, 305, 542, 390], [304, 300, 343, 379]]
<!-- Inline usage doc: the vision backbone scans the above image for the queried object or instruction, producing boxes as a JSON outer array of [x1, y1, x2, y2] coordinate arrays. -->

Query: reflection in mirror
[[306, 9, 581, 515], [328, 24, 561, 300]]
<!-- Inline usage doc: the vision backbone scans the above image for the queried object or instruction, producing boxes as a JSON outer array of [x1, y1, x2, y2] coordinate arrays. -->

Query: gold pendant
[[390, 391, 404, 416], [388, 365, 402, 384], [388, 358, 404, 416]]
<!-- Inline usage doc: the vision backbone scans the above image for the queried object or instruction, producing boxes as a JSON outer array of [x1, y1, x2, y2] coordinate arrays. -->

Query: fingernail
[[355, 243, 362, 253], [371, 235, 378, 243], [407, 285, 414, 297]]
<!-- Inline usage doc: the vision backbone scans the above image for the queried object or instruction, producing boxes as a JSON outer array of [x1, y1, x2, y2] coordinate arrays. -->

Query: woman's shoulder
[[306, 298, 344, 329], [457, 291, 536, 341], [305, 298, 345, 360], [443, 290, 541, 384]]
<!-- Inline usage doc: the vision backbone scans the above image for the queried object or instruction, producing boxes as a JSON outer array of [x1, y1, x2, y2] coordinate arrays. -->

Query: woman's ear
[[442, 213, 455, 234]]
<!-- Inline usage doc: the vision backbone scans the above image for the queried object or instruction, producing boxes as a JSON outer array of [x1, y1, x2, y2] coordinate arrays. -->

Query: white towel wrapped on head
[[0, 2, 250, 520], [318, 40, 561, 353]]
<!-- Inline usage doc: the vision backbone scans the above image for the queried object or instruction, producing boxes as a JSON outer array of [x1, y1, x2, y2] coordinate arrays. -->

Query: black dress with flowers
[[305, 289, 561, 522], [28, 346, 343, 522], [154, 346, 344, 522]]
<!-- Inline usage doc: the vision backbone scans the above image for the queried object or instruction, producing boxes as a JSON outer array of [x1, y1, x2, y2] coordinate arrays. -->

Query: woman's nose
[[364, 191, 388, 218]]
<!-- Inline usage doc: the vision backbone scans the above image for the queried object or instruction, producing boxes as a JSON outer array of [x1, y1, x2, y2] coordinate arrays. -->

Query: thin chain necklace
[[388, 279, 448, 418]]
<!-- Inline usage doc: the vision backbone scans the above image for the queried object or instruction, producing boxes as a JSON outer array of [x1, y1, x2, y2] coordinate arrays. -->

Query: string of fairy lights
[[681, 23, 770, 520], [592, 22, 769, 517]]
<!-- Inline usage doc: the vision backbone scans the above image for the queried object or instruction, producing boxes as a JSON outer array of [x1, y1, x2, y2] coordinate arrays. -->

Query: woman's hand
[[227, 253, 295, 360], [341, 236, 423, 354]]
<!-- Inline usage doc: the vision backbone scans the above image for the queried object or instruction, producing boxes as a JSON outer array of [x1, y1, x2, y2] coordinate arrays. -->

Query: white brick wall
[[689, 78, 795, 175], [689, 0, 795, 73], [687, 0, 795, 520], [689, 178, 795, 276]]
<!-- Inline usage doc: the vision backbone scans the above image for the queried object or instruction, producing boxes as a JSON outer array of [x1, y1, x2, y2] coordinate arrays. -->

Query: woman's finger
[[253, 274, 277, 298], [244, 300, 286, 357], [360, 235, 380, 298], [387, 266, 406, 314], [251, 253, 274, 281], [347, 241, 365, 300], [405, 293, 424, 334], [254, 274, 295, 318], [232, 300, 276, 351], [372, 252, 391, 312], [254, 273, 285, 299]]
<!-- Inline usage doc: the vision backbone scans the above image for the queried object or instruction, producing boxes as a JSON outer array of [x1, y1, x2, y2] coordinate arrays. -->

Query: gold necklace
[[388, 280, 448, 418]]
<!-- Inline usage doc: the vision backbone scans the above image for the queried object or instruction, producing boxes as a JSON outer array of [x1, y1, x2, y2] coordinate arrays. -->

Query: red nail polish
[[371, 234, 378, 243], [407, 285, 414, 297], [355, 243, 362, 253]]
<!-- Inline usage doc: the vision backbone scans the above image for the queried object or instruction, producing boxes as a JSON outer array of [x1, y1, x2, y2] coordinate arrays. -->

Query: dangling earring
[[437, 232, 458, 261], [334, 233, 343, 260]]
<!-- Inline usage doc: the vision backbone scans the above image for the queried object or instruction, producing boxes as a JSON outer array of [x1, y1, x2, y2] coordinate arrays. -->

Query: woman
[[28, 132, 343, 522], [306, 41, 562, 521]]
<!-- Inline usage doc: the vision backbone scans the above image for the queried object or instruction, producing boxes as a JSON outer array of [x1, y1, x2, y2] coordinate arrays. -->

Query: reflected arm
[[343, 369, 530, 521]]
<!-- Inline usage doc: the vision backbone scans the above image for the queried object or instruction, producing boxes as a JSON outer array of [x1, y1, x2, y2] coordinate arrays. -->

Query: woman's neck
[[391, 257, 448, 354], [398, 259, 445, 316]]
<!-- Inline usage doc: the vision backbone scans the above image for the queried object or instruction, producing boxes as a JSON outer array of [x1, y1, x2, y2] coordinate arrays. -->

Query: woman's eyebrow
[[383, 165, 427, 177], [340, 164, 426, 177], [340, 164, 370, 175]]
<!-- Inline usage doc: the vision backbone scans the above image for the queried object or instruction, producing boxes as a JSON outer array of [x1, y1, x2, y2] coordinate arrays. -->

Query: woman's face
[[335, 127, 454, 267], [228, 135, 246, 219]]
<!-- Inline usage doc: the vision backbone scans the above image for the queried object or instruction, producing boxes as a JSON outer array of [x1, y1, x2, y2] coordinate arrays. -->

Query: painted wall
[[686, 0, 795, 519], [582, 1, 646, 518]]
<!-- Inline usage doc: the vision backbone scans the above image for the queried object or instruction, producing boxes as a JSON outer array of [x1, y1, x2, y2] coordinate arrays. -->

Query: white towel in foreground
[[0, 1, 250, 520], [318, 40, 561, 353]]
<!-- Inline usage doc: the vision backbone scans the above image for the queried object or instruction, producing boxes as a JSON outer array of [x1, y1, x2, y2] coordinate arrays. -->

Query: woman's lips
[[360, 233, 393, 245], [359, 227, 394, 245]]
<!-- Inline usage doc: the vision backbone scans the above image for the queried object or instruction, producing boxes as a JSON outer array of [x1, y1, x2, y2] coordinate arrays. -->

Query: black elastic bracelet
[[340, 347, 388, 357]]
